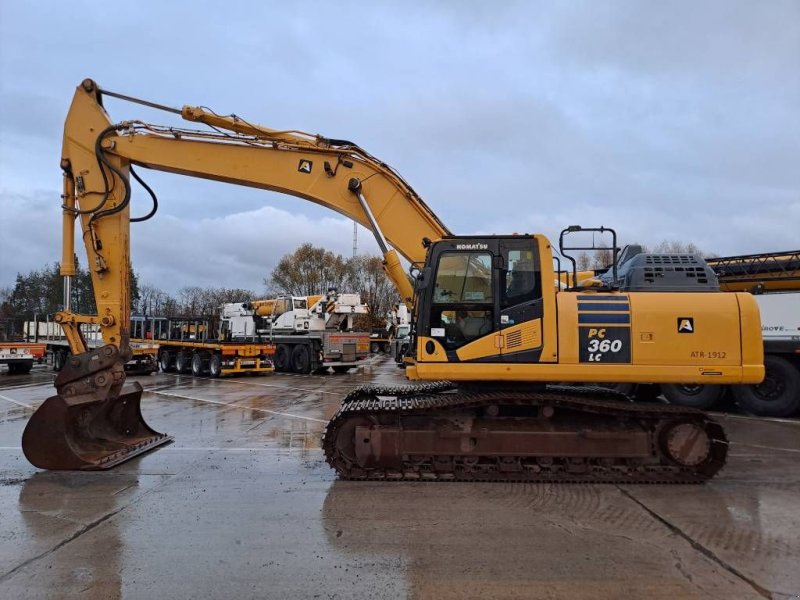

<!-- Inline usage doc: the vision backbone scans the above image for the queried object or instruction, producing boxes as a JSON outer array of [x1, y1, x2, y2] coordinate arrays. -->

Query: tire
[[8, 361, 31, 375], [291, 344, 311, 374], [275, 345, 291, 372], [370, 342, 380, 354], [209, 354, 222, 378], [53, 350, 65, 372], [18, 360, 33, 374], [191, 352, 206, 377], [175, 351, 191, 374], [633, 384, 663, 403], [662, 384, 723, 410], [159, 350, 174, 373], [332, 366, 351, 374], [732, 355, 800, 417]]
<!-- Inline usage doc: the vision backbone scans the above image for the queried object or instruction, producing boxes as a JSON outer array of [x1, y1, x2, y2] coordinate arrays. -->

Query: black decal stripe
[[578, 303, 630, 312], [576, 295, 629, 302], [578, 313, 631, 324]]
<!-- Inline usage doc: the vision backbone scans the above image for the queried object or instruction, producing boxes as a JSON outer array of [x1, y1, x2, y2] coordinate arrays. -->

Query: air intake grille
[[506, 330, 523, 348], [644, 254, 701, 265], [643, 266, 710, 285]]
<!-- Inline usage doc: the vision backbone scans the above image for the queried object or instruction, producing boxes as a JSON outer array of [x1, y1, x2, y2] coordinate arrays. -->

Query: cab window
[[431, 251, 494, 350], [273, 299, 290, 316], [433, 253, 493, 304], [502, 249, 540, 308]]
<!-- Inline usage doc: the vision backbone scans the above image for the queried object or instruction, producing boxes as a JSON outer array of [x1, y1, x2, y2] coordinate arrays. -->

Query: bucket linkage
[[22, 345, 172, 470]]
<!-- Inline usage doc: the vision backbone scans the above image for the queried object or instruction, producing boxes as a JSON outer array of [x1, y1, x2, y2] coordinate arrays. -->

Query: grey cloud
[[1, 1, 798, 294]]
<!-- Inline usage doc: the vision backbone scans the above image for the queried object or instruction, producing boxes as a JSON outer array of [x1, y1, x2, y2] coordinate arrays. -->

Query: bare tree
[[651, 240, 715, 258], [576, 252, 592, 271], [344, 255, 397, 329], [267, 243, 349, 296]]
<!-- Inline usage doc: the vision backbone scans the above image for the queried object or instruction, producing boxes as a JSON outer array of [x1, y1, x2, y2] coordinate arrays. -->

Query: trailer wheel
[[291, 345, 311, 374], [370, 342, 380, 354], [662, 384, 723, 410], [159, 350, 174, 373], [209, 354, 222, 378], [53, 350, 65, 372], [275, 345, 291, 372], [175, 351, 191, 374], [191, 352, 207, 377], [8, 360, 33, 375], [732, 356, 800, 417]]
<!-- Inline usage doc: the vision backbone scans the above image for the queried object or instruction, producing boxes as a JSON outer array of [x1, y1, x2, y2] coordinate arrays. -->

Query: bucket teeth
[[22, 382, 172, 471]]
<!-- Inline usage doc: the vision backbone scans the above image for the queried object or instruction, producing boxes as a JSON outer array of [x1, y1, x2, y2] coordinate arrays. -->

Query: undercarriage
[[323, 383, 727, 483]]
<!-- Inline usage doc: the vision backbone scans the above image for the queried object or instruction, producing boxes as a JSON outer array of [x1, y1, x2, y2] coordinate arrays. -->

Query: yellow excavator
[[22, 79, 764, 481]]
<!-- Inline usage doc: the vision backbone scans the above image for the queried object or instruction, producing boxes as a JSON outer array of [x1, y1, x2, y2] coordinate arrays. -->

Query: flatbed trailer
[[369, 329, 391, 354], [131, 316, 274, 378]]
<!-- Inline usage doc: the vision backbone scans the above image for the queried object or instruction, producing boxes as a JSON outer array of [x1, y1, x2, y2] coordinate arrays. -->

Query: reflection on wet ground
[[0, 358, 798, 599]]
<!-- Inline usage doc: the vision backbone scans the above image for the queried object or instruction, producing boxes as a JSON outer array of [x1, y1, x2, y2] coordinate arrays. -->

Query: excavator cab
[[414, 235, 546, 363]]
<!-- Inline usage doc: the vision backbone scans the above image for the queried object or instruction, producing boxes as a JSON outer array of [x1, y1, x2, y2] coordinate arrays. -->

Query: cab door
[[422, 242, 500, 361], [498, 238, 544, 363]]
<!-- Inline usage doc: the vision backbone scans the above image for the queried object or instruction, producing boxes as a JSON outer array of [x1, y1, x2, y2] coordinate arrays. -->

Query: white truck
[[732, 292, 800, 416], [0, 341, 44, 374], [221, 289, 371, 374]]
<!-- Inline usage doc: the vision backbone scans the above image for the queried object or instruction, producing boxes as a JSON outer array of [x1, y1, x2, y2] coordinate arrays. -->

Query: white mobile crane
[[221, 289, 370, 373]]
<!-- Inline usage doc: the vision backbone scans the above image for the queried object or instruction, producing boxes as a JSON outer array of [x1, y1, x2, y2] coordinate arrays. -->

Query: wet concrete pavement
[[0, 358, 798, 599]]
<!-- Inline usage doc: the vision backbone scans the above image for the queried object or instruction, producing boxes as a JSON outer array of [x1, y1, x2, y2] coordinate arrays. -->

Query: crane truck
[[221, 289, 371, 373], [21, 80, 765, 483]]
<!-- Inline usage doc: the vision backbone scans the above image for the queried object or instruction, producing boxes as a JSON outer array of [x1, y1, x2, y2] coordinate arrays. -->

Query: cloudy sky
[[1, 1, 798, 294]]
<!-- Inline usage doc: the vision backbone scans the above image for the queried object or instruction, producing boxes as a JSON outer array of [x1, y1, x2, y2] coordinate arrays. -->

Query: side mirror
[[415, 266, 432, 290]]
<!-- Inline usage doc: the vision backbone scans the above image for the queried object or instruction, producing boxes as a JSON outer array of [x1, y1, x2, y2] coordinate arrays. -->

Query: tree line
[[0, 260, 140, 320], [1, 243, 397, 330]]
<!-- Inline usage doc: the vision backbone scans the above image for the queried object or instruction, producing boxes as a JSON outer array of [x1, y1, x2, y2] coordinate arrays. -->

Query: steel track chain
[[323, 384, 728, 484]]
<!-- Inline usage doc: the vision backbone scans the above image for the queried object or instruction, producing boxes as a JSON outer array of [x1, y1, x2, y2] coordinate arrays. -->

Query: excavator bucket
[[22, 346, 172, 470]]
